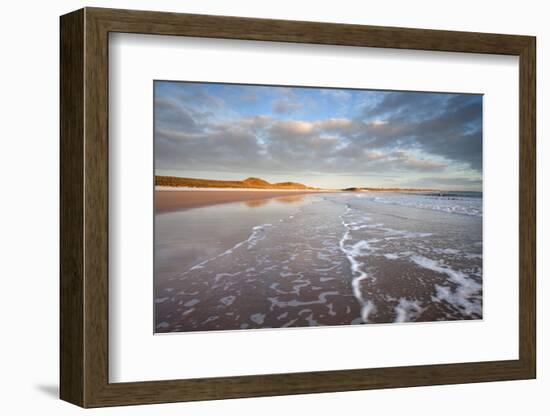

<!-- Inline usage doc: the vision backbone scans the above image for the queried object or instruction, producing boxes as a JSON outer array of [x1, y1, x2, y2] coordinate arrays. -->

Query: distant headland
[[342, 187, 438, 193]]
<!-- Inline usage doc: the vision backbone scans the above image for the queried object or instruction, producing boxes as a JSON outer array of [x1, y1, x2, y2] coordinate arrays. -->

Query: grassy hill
[[156, 176, 313, 190]]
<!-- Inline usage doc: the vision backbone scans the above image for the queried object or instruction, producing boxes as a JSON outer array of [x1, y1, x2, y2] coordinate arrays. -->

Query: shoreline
[[155, 189, 333, 213], [155, 186, 339, 192], [154, 186, 478, 214], [155, 186, 456, 194]]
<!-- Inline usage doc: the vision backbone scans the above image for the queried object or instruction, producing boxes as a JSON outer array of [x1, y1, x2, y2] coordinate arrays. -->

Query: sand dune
[[155, 175, 314, 190]]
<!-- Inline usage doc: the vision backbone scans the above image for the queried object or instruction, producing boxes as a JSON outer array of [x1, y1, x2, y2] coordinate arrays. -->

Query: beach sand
[[155, 188, 329, 213], [154, 191, 483, 333]]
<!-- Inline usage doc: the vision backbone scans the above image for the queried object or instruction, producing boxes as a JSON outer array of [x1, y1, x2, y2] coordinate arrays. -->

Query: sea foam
[[409, 255, 481, 317]]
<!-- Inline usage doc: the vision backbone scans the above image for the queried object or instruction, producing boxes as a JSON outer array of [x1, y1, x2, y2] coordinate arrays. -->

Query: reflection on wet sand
[[243, 199, 270, 208], [156, 190, 319, 214], [243, 195, 305, 208]]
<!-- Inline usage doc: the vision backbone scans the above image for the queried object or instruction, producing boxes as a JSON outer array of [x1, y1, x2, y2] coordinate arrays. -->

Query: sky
[[154, 81, 482, 191]]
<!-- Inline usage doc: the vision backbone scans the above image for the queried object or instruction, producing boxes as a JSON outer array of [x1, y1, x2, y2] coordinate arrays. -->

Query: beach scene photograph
[[154, 80, 483, 333]]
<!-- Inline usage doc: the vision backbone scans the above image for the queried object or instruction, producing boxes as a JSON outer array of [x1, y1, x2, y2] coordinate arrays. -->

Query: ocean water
[[154, 192, 482, 333]]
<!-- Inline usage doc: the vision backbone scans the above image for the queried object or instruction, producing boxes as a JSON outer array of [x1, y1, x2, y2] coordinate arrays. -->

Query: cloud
[[272, 99, 303, 114], [154, 97, 199, 133], [155, 112, 448, 176], [155, 120, 263, 173], [356, 92, 483, 170], [321, 89, 352, 101], [154, 82, 482, 189], [386, 151, 447, 171], [403, 176, 482, 191]]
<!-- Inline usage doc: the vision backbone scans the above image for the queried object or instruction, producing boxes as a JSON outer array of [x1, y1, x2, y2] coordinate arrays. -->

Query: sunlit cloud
[[154, 81, 482, 190]]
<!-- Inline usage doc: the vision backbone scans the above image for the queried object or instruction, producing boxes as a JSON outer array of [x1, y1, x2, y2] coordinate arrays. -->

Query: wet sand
[[154, 192, 483, 333], [155, 189, 330, 214]]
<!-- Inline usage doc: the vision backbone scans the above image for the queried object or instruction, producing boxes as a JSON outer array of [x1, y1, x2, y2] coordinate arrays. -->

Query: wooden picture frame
[[60, 7, 536, 408]]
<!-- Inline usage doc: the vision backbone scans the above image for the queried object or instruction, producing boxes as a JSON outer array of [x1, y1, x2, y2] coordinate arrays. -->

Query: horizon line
[[154, 174, 482, 193]]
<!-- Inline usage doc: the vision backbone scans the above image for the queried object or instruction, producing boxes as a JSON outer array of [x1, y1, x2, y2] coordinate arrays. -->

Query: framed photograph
[[60, 7, 536, 407]]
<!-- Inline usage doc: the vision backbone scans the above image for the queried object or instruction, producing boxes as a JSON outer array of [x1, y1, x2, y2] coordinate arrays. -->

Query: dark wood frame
[[60, 7, 536, 408]]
